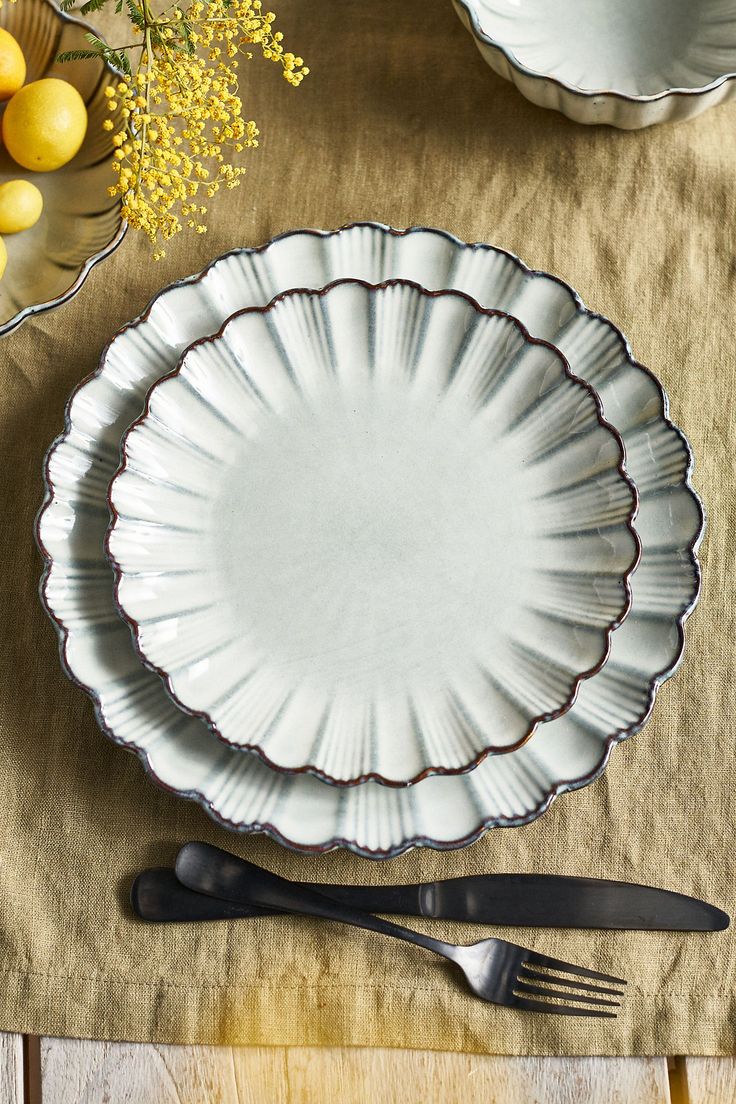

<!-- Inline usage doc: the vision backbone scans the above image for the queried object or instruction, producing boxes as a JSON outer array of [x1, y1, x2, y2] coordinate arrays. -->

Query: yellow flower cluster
[[106, 0, 307, 257]]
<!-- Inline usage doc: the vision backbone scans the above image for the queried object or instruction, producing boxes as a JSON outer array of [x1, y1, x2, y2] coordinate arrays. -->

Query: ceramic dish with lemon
[[0, 0, 124, 338]]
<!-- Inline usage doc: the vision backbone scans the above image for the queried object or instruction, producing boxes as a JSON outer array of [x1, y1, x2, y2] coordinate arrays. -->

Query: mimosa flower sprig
[[58, 0, 308, 256]]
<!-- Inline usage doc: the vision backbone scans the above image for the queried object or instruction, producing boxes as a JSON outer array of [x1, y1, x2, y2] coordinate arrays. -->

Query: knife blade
[[321, 873, 730, 930], [132, 858, 729, 931]]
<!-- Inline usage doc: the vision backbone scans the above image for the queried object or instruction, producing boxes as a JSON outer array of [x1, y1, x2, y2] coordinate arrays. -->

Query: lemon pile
[[0, 27, 89, 281]]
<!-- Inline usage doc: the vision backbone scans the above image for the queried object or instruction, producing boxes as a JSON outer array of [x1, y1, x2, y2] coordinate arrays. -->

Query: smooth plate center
[[217, 383, 522, 695]]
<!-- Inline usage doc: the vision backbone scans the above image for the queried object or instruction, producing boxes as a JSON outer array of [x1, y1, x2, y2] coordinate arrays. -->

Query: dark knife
[[131, 852, 729, 931]]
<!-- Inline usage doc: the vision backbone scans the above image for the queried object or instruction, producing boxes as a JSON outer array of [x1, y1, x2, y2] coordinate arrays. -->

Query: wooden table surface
[[2, 1036, 734, 1102]]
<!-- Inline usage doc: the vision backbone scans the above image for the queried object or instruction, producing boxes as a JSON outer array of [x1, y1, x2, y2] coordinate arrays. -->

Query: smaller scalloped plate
[[107, 278, 640, 786]]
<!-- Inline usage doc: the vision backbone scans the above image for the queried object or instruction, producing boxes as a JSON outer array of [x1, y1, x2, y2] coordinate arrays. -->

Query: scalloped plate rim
[[35, 221, 705, 858], [105, 277, 642, 786], [454, 0, 736, 103]]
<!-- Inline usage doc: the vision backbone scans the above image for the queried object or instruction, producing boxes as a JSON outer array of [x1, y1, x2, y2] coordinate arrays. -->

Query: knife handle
[[131, 868, 270, 922], [131, 867, 423, 924], [175, 842, 458, 962]]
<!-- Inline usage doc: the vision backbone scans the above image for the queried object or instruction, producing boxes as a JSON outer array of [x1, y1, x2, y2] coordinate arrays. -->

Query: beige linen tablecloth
[[0, 0, 734, 1055]]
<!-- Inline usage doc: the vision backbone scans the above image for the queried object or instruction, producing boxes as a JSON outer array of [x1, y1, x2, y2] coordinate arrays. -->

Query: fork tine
[[519, 966, 624, 997], [515, 980, 621, 1009], [513, 997, 617, 1019], [523, 950, 627, 987]]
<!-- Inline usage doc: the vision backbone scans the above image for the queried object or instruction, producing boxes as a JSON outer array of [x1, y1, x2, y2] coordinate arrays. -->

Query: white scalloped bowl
[[453, 0, 736, 128], [0, 0, 125, 337]]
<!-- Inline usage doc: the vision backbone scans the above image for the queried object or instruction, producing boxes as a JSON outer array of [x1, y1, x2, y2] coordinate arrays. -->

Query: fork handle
[[175, 842, 461, 963]]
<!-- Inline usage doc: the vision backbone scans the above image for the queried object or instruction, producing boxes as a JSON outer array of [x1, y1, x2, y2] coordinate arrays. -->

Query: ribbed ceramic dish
[[107, 279, 640, 786], [0, 0, 125, 338], [37, 224, 704, 856], [453, 0, 736, 128]]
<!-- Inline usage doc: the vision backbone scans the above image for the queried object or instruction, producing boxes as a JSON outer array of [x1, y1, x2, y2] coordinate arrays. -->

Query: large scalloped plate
[[36, 223, 704, 858]]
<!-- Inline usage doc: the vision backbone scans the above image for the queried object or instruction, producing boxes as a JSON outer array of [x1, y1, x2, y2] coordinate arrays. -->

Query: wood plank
[[259, 1052, 673, 1104], [0, 1033, 23, 1104], [40, 1041, 671, 1104], [683, 1057, 736, 1104]]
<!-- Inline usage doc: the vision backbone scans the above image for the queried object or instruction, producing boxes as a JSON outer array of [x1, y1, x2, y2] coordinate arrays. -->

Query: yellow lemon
[[0, 28, 25, 102], [3, 78, 88, 172], [0, 180, 43, 233], [0, 236, 7, 281]]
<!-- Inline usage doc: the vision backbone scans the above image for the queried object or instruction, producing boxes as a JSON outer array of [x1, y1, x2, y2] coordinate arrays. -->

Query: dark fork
[[175, 842, 626, 1018]]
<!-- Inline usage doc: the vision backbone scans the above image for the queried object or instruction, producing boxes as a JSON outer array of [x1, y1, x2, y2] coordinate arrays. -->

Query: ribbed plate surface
[[37, 223, 703, 856], [107, 280, 639, 785]]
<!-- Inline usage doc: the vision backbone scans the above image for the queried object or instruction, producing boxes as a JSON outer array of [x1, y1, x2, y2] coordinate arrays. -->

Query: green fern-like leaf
[[84, 31, 109, 50], [125, 0, 145, 28], [180, 19, 194, 55], [108, 49, 132, 75], [56, 48, 104, 62], [79, 0, 111, 15], [80, 31, 132, 76]]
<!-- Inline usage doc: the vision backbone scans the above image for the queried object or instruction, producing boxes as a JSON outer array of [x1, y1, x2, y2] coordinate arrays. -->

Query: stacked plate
[[37, 223, 704, 858]]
